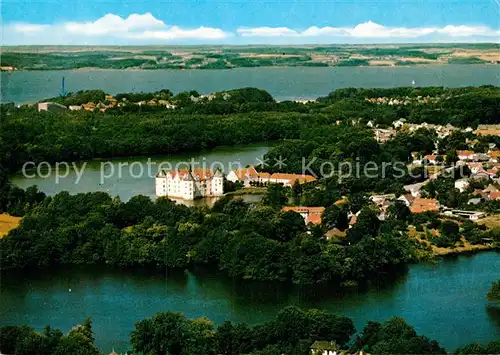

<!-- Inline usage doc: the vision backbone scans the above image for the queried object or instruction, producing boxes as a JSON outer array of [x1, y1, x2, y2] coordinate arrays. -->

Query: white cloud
[[3, 15, 499, 44], [349, 21, 435, 38], [134, 26, 229, 40], [237, 27, 299, 37], [4, 13, 230, 44], [64, 13, 166, 35], [437, 25, 498, 37], [236, 21, 500, 40], [11, 23, 50, 33]]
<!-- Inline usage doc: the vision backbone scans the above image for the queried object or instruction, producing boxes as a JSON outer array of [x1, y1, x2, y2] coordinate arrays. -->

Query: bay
[[2, 65, 499, 104], [1, 252, 499, 353]]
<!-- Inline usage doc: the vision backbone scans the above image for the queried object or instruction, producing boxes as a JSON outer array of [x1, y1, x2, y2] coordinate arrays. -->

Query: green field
[[1, 43, 498, 70]]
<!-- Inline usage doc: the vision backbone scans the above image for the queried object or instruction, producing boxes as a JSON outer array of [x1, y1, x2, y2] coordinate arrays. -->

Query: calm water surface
[[3, 65, 500, 352], [2, 65, 499, 104], [1, 252, 499, 352], [11, 143, 270, 204]]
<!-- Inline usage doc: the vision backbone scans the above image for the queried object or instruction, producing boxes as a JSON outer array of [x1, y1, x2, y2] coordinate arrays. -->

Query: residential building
[[468, 198, 482, 205], [488, 150, 500, 162], [82, 103, 97, 111], [227, 167, 316, 187], [226, 167, 261, 187], [443, 209, 487, 221], [281, 206, 325, 225], [69, 105, 83, 111], [403, 182, 424, 197], [489, 192, 500, 200], [457, 150, 474, 161], [370, 194, 396, 207], [454, 179, 470, 192], [310, 340, 339, 355], [310, 340, 367, 355], [466, 162, 484, 174], [408, 198, 440, 213], [155, 168, 223, 200], [471, 170, 491, 180], [393, 118, 406, 129], [269, 173, 316, 186], [423, 154, 444, 165], [475, 124, 500, 136], [397, 194, 415, 206], [373, 128, 396, 143], [38, 102, 67, 113], [474, 153, 490, 161]]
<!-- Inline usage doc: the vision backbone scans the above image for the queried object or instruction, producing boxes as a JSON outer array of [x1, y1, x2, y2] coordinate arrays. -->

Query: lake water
[[1, 65, 499, 104], [1, 252, 499, 353], [11, 143, 270, 204]]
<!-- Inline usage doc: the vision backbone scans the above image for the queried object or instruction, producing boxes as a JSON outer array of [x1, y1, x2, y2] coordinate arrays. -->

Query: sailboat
[[412, 80, 416, 85]]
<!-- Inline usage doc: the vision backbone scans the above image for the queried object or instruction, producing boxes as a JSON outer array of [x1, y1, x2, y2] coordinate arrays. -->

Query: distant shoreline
[[3, 43, 498, 71], [2, 62, 499, 72]]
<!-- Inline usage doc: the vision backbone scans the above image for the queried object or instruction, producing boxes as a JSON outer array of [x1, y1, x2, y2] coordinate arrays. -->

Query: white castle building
[[155, 168, 224, 200]]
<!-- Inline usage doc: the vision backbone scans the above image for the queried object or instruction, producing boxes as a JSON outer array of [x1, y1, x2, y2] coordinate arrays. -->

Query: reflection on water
[[1, 252, 499, 353], [11, 143, 270, 204], [486, 305, 500, 329]]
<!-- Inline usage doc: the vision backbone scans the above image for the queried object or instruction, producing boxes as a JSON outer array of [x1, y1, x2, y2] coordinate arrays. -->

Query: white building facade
[[155, 169, 224, 200]]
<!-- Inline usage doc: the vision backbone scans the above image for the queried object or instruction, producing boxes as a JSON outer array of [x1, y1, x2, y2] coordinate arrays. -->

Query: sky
[[1, 0, 499, 45]]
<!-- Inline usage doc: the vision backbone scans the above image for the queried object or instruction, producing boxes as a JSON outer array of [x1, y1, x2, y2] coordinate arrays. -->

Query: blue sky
[[2, 0, 499, 44]]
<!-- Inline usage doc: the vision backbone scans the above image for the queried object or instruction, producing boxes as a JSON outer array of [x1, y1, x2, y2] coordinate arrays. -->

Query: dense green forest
[[1, 86, 500, 353], [1, 86, 499, 175], [2, 306, 498, 355], [1, 86, 500, 281], [0, 186, 426, 284]]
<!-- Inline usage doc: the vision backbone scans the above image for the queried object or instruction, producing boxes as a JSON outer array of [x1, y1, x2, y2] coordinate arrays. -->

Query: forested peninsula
[[1, 86, 500, 285]]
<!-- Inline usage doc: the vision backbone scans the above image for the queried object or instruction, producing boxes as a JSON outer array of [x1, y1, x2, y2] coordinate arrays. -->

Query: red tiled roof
[[168, 169, 214, 180], [489, 192, 500, 200], [409, 198, 440, 213], [270, 173, 316, 184], [334, 198, 348, 205], [233, 167, 258, 180], [306, 214, 322, 224], [457, 150, 474, 157], [281, 206, 325, 225]]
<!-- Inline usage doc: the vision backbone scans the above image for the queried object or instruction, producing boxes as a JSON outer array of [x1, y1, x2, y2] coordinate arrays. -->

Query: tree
[[445, 150, 459, 165], [304, 308, 355, 347], [274, 211, 306, 242], [216, 321, 253, 355], [262, 184, 288, 208], [291, 180, 302, 204], [439, 220, 460, 244], [353, 317, 446, 354], [131, 312, 187, 355], [347, 206, 380, 244], [486, 280, 500, 302], [387, 200, 411, 221], [454, 340, 500, 355], [322, 205, 349, 230]]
